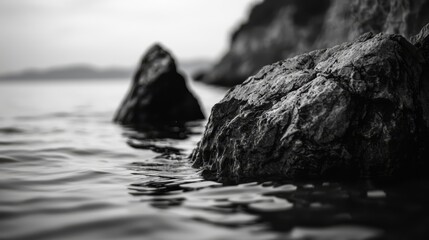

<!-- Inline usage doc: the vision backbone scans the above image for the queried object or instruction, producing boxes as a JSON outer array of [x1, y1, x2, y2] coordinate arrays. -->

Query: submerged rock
[[191, 32, 428, 182], [114, 44, 204, 125], [200, 0, 429, 86]]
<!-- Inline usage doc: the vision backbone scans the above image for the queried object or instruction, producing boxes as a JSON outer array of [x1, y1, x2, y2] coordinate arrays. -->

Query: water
[[0, 79, 429, 240]]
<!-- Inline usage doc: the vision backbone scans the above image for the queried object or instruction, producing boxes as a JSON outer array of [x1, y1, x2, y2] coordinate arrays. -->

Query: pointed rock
[[410, 23, 429, 54], [114, 44, 204, 125]]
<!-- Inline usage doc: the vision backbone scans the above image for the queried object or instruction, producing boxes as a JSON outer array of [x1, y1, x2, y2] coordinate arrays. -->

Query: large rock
[[191, 32, 428, 183], [114, 44, 204, 125], [199, 0, 429, 86]]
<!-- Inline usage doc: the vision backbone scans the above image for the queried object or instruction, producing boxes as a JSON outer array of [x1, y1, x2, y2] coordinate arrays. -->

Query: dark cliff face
[[200, 0, 429, 86], [412, 23, 429, 139], [114, 44, 204, 126]]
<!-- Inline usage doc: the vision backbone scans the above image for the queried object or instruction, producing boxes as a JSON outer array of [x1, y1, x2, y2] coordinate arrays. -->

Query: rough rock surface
[[114, 44, 204, 125], [412, 23, 429, 132], [411, 23, 429, 60], [199, 0, 429, 86], [191, 32, 428, 182]]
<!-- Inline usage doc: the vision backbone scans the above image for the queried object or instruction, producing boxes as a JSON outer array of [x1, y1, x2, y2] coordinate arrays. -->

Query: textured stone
[[411, 23, 429, 144], [199, 0, 429, 86], [191, 33, 428, 183], [114, 44, 204, 125], [411, 23, 429, 60]]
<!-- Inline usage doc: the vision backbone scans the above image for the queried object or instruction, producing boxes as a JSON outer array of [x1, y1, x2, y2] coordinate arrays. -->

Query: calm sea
[[0, 79, 428, 240]]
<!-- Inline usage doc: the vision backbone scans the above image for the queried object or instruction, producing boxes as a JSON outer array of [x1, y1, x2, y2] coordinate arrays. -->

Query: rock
[[412, 23, 429, 117], [411, 23, 429, 153], [191, 32, 428, 183], [192, 71, 206, 81], [200, 0, 429, 86], [114, 44, 204, 125], [410, 23, 429, 61]]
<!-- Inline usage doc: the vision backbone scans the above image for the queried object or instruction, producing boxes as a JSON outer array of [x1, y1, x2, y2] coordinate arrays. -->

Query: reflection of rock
[[200, 0, 429, 86], [114, 44, 204, 125], [192, 32, 428, 182]]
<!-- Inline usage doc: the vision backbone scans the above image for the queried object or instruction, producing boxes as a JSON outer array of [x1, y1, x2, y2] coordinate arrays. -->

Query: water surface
[[0, 79, 428, 240]]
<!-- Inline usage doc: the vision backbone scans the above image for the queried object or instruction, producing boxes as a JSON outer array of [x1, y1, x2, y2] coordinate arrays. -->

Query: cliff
[[199, 0, 429, 86]]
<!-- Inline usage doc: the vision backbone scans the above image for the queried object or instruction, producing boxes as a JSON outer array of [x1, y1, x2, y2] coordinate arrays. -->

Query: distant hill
[[0, 60, 212, 81], [0, 65, 133, 81]]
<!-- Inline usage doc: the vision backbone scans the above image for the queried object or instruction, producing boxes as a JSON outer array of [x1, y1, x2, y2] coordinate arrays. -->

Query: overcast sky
[[0, 0, 258, 74]]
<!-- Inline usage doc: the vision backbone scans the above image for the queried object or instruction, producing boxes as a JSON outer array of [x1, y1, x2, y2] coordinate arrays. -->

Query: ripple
[[127, 139, 183, 155], [0, 155, 18, 164], [170, 208, 258, 226], [367, 190, 386, 198], [38, 147, 112, 157], [0, 126, 26, 134], [0, 200, 118, 219], [182, 199, 232, 209], [266, 184, 297, 193], [180, 181, 222, 190], [289, 225, 382, 240], [1, 169, 110, 187], [228, 194, 273, 204], [0, 140, 38, 146], [248, 198, 294, 212], [189, 183, 298, 200]]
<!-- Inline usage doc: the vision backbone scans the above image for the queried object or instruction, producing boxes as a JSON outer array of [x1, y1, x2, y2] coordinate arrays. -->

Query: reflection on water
[[0, 80, 429, 240]]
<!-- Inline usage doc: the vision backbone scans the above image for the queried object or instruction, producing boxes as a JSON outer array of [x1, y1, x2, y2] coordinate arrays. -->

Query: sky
[[0, 0, 259, 74]]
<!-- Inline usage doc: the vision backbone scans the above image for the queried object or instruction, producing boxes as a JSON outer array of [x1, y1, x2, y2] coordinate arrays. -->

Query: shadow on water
[[121, 121, 202, 141], [120, 120, 205, 194], [120, 120, 203, 157]]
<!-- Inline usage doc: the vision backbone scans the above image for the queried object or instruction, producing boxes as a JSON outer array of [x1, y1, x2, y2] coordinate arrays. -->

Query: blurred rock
[[192, 32, 428, 182], [411, 23, 429, 60], [411, 23, 429, 142], [200, 0, 429, 86], [114, 44, 204, 125], [192, 71, 206, 81]]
